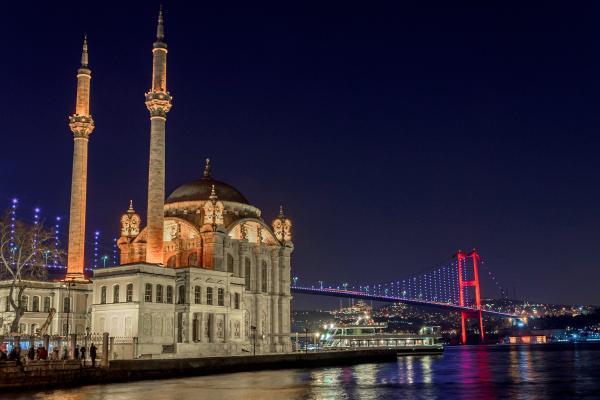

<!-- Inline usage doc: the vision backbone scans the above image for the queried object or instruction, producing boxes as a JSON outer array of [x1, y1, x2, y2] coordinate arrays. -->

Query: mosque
[[0, 8, 294, 357]]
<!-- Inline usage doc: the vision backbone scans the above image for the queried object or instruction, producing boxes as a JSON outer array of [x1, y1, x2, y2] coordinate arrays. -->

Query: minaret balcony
[[145, 90, 173, 118], [68, 114, 94, 138]]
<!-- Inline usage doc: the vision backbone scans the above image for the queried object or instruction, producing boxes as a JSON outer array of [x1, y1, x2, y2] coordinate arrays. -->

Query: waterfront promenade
[[0, 348, 422, 390]]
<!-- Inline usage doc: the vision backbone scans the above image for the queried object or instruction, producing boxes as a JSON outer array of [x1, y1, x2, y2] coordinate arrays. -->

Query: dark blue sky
[[2, 2, 600, 306]]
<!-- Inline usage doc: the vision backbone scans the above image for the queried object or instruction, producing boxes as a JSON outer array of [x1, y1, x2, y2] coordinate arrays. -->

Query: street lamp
[[251, 325, 257, 356], [314, 332, 320, 350], [101, 255, 109, 268], [304, 328, 308, 354], [44, 250, 50, 268], [84, 326, 91, 365]]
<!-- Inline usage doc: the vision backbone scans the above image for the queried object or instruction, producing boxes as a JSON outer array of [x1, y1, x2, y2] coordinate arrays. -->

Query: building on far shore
[[0, 6, 294, 358]]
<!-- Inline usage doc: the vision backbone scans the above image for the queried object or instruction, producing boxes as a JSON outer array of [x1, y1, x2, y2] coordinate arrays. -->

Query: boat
[[319, 322, 444, 355]]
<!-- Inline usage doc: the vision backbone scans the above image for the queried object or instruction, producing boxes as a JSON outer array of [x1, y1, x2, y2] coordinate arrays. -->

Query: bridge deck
[[291, 286, 517, 318]]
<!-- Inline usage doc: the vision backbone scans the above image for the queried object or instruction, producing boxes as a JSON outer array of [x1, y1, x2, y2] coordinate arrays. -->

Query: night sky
[[2, 2, 600, 307]]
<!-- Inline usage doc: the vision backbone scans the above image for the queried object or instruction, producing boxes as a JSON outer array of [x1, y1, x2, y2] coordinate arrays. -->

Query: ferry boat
[[319, 322, 443, 355]]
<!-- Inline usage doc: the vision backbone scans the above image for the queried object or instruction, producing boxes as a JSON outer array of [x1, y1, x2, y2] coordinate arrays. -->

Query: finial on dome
[[128, 199, 134, 211], [81, 34, 89, 67], [204, 158, 211, 178], [209, 184, 218, 201], [156, 4, 165, 41], [278, 204, 285, 218]]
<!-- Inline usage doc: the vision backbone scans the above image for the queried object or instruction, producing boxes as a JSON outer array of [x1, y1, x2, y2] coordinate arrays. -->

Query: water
[[7, 345, 600, 400]]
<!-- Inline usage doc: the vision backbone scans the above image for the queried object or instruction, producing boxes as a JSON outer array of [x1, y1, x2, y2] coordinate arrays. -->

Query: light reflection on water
[[7, 345, 600, 400]]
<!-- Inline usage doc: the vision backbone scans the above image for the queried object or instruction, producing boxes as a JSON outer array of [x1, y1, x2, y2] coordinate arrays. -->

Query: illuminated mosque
[[0, 7, 294, 357]]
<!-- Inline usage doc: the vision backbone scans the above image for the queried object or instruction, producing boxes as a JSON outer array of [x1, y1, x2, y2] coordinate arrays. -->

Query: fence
[[1, 332, 138, 365], [109, 336, 135, 360]]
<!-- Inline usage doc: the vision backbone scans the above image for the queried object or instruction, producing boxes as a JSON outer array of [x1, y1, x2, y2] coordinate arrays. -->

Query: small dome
[[166, 159, 250, 205]]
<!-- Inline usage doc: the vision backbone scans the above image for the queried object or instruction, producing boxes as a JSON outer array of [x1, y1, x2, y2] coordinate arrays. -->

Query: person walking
[[74, 345, 79, 360], [80, 345, 86, 366], [0, 349, 7, 361], [89, 343, 97, 367], [8, 346, 22, 366], [27, 346, 35, 361]]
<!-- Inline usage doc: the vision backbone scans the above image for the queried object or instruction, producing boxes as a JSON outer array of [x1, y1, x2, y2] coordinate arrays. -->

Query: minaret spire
[[66, 35, 95, 281], [81, 34, 89, 67], [204, 158, 211, 178], [156, 4, 165, 41], [145, 5, 173, 265]]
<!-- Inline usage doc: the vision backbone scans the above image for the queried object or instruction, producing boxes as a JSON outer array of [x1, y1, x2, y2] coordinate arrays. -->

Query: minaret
[[66, 35, 94, 281], [145, 6, 172, 264]]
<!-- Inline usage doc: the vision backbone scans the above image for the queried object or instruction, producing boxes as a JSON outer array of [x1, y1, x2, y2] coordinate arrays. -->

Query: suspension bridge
[[291, 250, 520, 344]]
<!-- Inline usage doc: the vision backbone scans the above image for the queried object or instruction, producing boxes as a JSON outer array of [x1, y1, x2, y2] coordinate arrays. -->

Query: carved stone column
[[223, 313, 229, 343], [209, 313, 216, 343]]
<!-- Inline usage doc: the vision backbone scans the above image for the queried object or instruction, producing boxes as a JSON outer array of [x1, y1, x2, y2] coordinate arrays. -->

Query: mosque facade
[[0, 7, 294, 357]]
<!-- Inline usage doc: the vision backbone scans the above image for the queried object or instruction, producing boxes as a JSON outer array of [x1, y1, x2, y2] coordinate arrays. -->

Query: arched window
[[5, 296, 10, 312], [166, 286, 174, 303], [217, 288, 225, 306], [113, 285, 120, 303], [206, 287, 213, 305], [178, 285, 186, 304], [227, 254, 234, 273], [100, 286, 107, 304], [43, 297, 51, 312], [261, 261, 268, 293], [244, 258, 251, 290], [32, 296, 40, 312], [167, 255, 177, 267], [145, 284, 153, 302], [156, 285, 164, 303], [63, 297, 71, 313], [21, 296, 28, 311], [126, 284, 133, 302], [194, 286, 201, 304], [188, 253, 198, 267]]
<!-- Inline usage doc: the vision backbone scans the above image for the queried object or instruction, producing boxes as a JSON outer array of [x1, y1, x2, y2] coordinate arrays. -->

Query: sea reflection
[[6, 345, 600, 400]]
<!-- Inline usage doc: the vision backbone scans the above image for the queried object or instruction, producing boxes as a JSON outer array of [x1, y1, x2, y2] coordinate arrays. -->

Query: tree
[[0, 210, 58, 334]]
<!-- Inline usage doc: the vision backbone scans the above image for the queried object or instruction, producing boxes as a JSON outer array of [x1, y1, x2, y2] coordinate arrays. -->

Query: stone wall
[[0, 349, 402, 390], [0, 360, 104, 389]]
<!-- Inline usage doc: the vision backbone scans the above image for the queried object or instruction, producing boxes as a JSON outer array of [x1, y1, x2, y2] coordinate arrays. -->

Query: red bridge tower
[[456, 250, 484, 344]]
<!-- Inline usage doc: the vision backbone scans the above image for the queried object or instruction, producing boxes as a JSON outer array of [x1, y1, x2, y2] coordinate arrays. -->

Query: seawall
[[1, 348, 438, 391]]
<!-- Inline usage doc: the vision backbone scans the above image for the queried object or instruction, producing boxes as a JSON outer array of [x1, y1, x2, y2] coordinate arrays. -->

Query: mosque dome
[[165, 159, 250, 205]]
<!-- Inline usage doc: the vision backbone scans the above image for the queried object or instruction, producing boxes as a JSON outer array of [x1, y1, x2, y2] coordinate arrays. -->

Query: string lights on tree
[[53, 216, 62, 269], [93, 230, 100, 270], [30, 207, 41, 267], [9, 198, 18, 268], [112, 238, 118, 266]]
